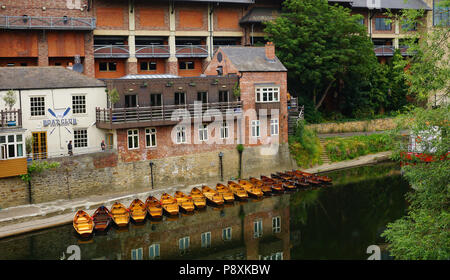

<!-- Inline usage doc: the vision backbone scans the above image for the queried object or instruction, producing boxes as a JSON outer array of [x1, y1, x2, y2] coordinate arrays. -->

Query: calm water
[[0, 162, 409, 260]]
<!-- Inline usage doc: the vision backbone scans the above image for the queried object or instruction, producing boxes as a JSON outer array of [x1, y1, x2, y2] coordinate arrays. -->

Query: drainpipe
[[218, 152, 224, 181], [149, 161, 154, 189]]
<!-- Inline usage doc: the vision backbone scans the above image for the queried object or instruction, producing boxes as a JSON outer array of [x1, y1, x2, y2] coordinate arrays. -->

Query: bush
[[289, 120, 322, 168]]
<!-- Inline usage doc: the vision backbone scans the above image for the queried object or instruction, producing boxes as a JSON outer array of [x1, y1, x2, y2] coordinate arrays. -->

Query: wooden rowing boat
[[160, 193, 179, 216], [111, 202, 130, 227], [174, 191, 195, 212], [215, 183, 235, 202], [250, 177, 283, 193], [190, 187, 207, 209], [237, 180, 263, 197], [145, 196, 163, 219], [73, 210, 94, 237], [293, 170, 332, 184], [128, 199, 147, 223], [227, 181, 249, 200], [202, 185, 224, 205], [92, 206, 112, 232]]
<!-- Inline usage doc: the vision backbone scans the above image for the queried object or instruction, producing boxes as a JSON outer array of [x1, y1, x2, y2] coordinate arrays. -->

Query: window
[[72, 95, 86, 114], [145, 128, 156, 148], [140, 61, 157, 71], [255, 87, 280, 102], [272, 216, 281, 233], [179, 61, 195, 70], [179, 236, 190, 255], [175, 92, 185, 105], [197, 92, 208, 103], [270, 119, 279, 136], [150, 94, 162, 107], [260, 252, 283, 260], [149, 244, 160, 260], [253, 219, 263, 238], [201, 232, 211, 248], [99, 62, 117, 72], [357, 17, 364, 25], [251, 120, 260, 138], [434, 0, 450, 26], [30, 96, 45, 116], [131, 248, 143, 260], [199, 124, 208, 142], [219, 91, 229, 103], [222, 227, 232, 241], [375, 18, 391, 31], [125, 95, 137, 108], [220, 121, 229, 139], [176, 126, 186, 144], [0, 133, 24, 160], [401, 19, 417, 31], [128, 129, 139, 149], [74, 129, 88, 148]]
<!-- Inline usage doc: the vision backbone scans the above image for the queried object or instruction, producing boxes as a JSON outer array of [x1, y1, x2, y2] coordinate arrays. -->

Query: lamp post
[[218, 152, 224, 181], [149, 161, 154, 189]]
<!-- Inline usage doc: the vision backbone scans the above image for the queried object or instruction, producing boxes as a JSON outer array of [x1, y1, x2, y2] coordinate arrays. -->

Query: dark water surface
[[0, 162, 409, 260]]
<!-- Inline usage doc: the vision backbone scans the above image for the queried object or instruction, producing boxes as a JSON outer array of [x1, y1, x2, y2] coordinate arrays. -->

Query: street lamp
[[149, 161, 155, 189], [218, 152, 224, 181]]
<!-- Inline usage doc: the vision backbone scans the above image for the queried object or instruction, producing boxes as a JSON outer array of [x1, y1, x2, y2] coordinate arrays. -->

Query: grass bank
[[289, 120, 322, 168]]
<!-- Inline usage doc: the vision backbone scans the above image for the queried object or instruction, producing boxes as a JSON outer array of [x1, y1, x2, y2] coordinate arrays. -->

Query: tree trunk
[[315, 79, 336, 110]]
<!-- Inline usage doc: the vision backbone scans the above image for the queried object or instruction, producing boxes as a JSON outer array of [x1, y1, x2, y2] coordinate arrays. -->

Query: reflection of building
[[78, 195, 290, 260], [0, 67, 107, 163]]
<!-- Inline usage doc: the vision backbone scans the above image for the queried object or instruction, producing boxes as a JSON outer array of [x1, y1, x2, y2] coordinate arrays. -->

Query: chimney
[[265, 42, 275, 60]]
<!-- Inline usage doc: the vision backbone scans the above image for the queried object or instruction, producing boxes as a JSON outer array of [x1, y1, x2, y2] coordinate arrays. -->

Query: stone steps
[[319, 138, 331, 164]]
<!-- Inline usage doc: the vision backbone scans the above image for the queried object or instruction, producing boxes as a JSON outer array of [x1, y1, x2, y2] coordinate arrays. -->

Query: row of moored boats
[[73, 170, 332, 237]]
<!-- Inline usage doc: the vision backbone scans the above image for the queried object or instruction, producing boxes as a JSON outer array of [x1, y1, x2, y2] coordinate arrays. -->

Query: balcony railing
[[176, 45, 208, 58], [374, 45, 412, 57], [0, 15, 96, 30], [96, 101, 242, 129], [94, 45, 130, 58], [135, 45, 170, 58], [0, 109, 22, 128]]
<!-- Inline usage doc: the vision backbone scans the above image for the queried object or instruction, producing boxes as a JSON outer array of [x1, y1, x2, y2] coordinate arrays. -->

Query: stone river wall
[[306, 118, 396, 134], [0, 144, 296, 208]]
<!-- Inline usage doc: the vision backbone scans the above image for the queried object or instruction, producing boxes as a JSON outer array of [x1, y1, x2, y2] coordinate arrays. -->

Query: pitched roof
[[239, 7, 281, 24], [0, 67, 105, 90], [218, 46, 287, 72], [350, 0, 431, 10]]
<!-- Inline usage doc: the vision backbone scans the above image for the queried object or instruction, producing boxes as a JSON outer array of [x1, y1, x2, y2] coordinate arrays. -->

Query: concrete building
[[0, 67, 107, 166]]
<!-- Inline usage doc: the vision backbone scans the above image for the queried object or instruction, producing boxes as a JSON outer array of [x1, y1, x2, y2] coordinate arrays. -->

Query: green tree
[[2, 89, 17, 110], [264, 0, 377, 111]]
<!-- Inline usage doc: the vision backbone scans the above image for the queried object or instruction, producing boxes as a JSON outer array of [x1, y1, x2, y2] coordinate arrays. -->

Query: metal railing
[[96, 101, 243, 125], [175, 45, 208, 58], [94, 45, 130, 58], [374, 45, 412, 57], [135, 45, 170, 58], [28, 147, 116, 161], [0, 15, 96, 30], [0, 109, 22, 128]]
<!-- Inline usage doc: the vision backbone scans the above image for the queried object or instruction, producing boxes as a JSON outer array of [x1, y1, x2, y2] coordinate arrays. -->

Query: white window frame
[[179, 236, 190, 255], [272, 216, 281, 233], [72, 95, 86, 115], [255, 87, 280, 103], [145, 127, 157, 148], [30, 96, 45, 117], [148, 243, 160, 260], [131, 248, 143, 260], [222, 227, 232, 241], [127, 129, 139, 149], [251, 120, 260, 138], [220, 121, 229, 139], [201, 232, 211, 248], [270, 118, 279, 136], [176, 126, 186, 144], [0, 133, 24, 160], [198, 124, 208, 142], [73, 129, 88, 149], [253, 219, 263, 238]]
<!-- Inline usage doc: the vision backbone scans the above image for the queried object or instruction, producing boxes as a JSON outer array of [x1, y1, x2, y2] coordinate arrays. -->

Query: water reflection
[[0, 162, 409, 260]]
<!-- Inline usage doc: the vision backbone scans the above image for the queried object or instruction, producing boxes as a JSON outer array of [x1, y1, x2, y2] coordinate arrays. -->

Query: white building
[[0, 67, 107, 160]]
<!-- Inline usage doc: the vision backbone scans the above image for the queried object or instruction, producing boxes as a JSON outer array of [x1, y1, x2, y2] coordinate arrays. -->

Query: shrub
[[289, 120, 322, 168]]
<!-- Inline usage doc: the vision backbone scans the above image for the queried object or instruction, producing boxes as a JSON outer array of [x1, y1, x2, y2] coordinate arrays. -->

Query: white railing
[[94, 45, 130, 58], [28, 147, 116, 161], [175, 45, 208, 58], [135, 45, 170, 58], [0, 15, 96, 30]]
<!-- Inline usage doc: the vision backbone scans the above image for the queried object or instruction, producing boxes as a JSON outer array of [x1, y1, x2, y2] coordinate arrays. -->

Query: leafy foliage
[[20, 161, 60, 182], [2, 90, 17, 110], [289, 120, 322, 168]]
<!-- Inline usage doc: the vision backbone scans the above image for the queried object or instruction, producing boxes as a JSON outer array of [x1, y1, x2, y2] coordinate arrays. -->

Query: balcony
[[94, 45, 130, 58], [135, 45, 170, 58], [176, 45, 208, 58], [374, 45, 412, 57], [96, 101, 243, 129], [0, 109, 22, 129], [0, 15, 96, 30]]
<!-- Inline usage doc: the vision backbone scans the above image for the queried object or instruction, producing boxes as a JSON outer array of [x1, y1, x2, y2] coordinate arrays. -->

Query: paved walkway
[[0, 151, 392, 239]]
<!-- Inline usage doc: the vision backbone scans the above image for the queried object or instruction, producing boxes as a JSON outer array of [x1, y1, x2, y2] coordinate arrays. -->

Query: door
[[32, 132, 47, 159], [106, 133, 114, 149]]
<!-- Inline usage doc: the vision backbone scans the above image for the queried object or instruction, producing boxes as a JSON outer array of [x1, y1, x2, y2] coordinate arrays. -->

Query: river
[[0, 162, 409, 260]]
